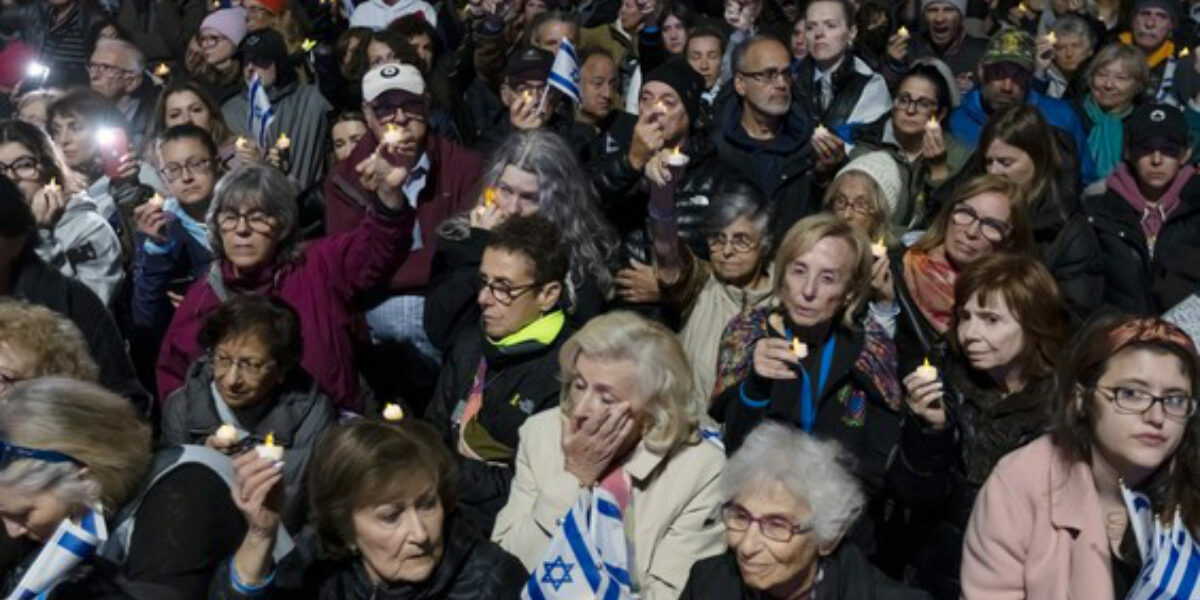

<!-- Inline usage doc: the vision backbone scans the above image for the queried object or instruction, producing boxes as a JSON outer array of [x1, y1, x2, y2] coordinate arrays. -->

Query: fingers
[[754, 339, 800, 380]]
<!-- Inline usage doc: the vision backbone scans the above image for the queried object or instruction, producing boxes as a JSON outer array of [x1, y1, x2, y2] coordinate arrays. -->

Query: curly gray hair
[[721, 421, 864, 545]]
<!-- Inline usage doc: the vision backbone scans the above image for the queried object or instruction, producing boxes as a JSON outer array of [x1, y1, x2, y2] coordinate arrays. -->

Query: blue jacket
[[950, 89, 1097, 184], [131, 200, 213, 330]]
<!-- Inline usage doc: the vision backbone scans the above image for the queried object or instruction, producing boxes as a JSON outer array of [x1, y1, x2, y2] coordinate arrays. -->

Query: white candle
[[915, 358, 938, 381], [382, 403, 405, 421], [275, 133, 291, 151], [215, 423, 238, 444], [382, 124, 402, 147], [666, 147, 689, 168], [256, 432, 284, 462], [154, 63, 170, 78], [43, 178, 60, 194], [871, 238, 887, 258], [897, 26, 909, 39], [925, 116, 941, 132]]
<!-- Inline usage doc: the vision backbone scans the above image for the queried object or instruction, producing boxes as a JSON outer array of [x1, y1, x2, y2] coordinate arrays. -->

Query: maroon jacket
[[156, 207, 416, 410], [324, 133, 482, 294]]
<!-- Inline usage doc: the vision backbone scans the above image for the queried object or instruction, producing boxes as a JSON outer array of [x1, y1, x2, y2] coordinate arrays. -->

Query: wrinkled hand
[[886, 31, 909, 62], [870, 254, 894, 303], [234, 139, 263, 165], [629, 110, 666, 171], [561, 405, 635, 486], [615, 260, 661, 304], [355, 150, 410, 210], [812, 130, 847, 173], [510, 91, 546, 130], [133, 201, 170, 244], [752, 338, 800, 380], [30, 183, 67, 229], [231, 451, 285, 536], [902, 369, 947, 430]]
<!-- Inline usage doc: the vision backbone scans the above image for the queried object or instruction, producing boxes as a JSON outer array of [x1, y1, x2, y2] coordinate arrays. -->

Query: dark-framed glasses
[[739, 68, 789, 84], [479, 276, 541, 305], [706, 232, 759, 253], [0, 156, 40, 181], [893, 93, 938, 114], [216, 210, 274, 233], [1093, 386, 1197, 420], [951, 204, 1011, 243], [720, 502, 813, 543], [160, 157, 213, 182]]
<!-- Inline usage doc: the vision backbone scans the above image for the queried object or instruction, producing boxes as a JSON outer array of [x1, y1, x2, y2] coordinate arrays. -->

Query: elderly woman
[[887, 253, 1068, 599], [214, 420, 528, 598], [492, 311, 726, 598], [161, 294, 336, 531], [681, 422, 930, 599], [425, 129, 618, 352], [963, 316, 1200, 599], [709, 214, 901, 490], [0, 378, 245, 597], [825, 151, 903, 244], [1079, 43, 1149, 180], [0, 299, 98, 395], [156, 162, 417, 410]]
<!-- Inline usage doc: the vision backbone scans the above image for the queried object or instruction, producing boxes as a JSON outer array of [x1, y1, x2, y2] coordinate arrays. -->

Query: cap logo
[[1150, 109, 1166, 122], [381, 65, 400, 78]]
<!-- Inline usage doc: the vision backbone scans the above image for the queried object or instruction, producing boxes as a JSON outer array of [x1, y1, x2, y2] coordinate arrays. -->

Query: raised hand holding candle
[[1181, 47, 1191, 58], [382, 403, 405, 421], [925, 116, 941, 132], [1045, 31, 1056, 45], [301, 38, 317, 52], [897, 26, 909, 38], [154, 63, 170, 78], [382, 123, 402, 147], [43, 177, 60, 194], [275, 133, 291, 151], [256, 432, 284, 462], [915, 358, 938, 381], [666, 146, 689, 168], [215, 424, 238, 444], [148, 193, 165, 210], [791, 337, 808, 359], [236, 136, 248, 151], [871, 237, 887, 258]]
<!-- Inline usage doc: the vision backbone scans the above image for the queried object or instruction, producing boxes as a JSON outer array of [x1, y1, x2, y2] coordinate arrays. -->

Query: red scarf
[[903, 248, 958, 334]]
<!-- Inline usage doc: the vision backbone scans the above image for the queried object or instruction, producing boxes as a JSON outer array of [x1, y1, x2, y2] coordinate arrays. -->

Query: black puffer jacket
[[424, 316, 570, 532], [588, 112, 743, 263], [211, 517, 527, 599], [885, 359, 1052, 600], [1084, 171, 1200, 315], [680, 546, 932, 599]]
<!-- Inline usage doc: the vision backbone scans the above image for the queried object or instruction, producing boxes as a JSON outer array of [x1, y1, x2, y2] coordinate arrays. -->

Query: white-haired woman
[[492, 311, 726, 598], [0, 377, 245, 597], [681, 422, 931, 599]]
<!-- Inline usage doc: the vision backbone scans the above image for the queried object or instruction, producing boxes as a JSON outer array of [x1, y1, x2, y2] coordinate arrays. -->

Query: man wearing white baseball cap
[[324, 62, 483, 390]]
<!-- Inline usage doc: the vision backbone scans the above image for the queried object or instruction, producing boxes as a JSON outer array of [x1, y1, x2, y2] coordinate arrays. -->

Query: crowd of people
[[0, 0, 1198, 597]]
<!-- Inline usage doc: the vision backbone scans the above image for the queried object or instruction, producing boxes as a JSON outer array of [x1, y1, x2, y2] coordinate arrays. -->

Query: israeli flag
[[247, 74, 275, 150], [523, 487, 633, 600], [547, 38, 580, 105], [7, 506, 108, 600], [1123, 486, 1200, 600]]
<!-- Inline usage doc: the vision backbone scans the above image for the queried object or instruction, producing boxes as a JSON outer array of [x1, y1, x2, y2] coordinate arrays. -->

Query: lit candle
[[813, 123, 829, 141], [1181, 47, 1191, 58], [925, 115, 941, 132], [897, 26, 909, 39], [382, 403, 405, 421], [154, 63, 170, 78], [791, 337, 808, 359], [915, 358, 938, 381], [275, 133, 291, 151], [871, 237, 886, 258], [256, 432, 284, 462], [1045, 31, 1056, 45], [236, 136, 248, 150], [215, 423, 238, 444], [666, 145, 689, 168], [1017, 1, 1029, 12], [483, 187, 496, 208], [301, 38, 317, 52], [43, 177, 59, 194], [382, 123, 402, 146], [148, 193, 165, 210], [523, 90, 533, 103]]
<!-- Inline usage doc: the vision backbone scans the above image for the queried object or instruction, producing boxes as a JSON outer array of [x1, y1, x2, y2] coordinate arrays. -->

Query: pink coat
[[961, 435, 1115, 600]]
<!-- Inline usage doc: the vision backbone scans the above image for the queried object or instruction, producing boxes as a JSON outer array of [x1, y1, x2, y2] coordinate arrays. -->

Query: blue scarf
[[1083, 96, 1130, 180]]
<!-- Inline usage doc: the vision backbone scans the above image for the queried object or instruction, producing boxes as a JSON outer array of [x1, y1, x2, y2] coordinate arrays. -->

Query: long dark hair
[[969, 104, 1080, 222], [0, 120, 85, 195], [149, 80, 234, 153]]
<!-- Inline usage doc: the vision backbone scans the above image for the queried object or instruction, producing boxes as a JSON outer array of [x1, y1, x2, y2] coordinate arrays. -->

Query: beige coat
[[491, 410, 727, 599]]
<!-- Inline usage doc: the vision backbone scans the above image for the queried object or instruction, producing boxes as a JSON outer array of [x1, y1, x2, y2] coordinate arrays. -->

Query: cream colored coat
[[491, 410, 727, 599]]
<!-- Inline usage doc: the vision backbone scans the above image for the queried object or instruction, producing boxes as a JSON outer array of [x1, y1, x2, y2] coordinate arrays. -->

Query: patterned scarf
[[903, 248, 958, 334]]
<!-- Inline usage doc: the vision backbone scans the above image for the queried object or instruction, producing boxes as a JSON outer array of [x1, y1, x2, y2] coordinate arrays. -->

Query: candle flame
[[1182, 47, 1191, 58], [236, 136, 247, 149], [302, 38, 317, 52], [154, 63, 170, 77], [671, 145, 681, 156], [1046, 31, 1056, 44], [792, 338, 801, 355], [484, 187, 496, 207], [897, 26, 909, 38], [276, 133, 290, 149], [265, 432, 275, 447], [47, 177, 58, 190], [922, 358, 931, 368]]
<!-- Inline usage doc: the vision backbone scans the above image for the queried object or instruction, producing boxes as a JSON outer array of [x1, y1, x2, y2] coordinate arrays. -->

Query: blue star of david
[[541, 555, 574, 591]]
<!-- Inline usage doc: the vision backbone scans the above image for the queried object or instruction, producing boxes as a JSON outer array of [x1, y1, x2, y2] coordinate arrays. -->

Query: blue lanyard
[[786, 330, 837, 433]]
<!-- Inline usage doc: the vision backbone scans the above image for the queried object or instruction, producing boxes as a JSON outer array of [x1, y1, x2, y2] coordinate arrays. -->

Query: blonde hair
[[558, 312, 701, 454], [772, 214, 873, 329], [0, 377, 151, 514], [0, 300, 98, 383]]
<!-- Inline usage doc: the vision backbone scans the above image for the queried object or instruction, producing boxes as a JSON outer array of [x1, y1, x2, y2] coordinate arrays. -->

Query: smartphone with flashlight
[[96, 127, 128, 180]]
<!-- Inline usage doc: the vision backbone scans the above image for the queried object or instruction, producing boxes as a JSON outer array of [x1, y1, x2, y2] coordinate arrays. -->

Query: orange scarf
[[903, 248, 958, 334], [1119, 32, 1175, 69]]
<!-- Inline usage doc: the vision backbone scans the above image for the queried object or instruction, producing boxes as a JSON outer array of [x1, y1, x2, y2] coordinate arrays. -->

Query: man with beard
[[949, 28, 1095, 182], [882, 0, 987, 93]]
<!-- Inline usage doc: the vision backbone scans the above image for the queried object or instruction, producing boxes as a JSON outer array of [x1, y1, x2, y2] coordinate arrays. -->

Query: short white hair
[[721, 421, 865, 545], [92, 38, 145, 72]]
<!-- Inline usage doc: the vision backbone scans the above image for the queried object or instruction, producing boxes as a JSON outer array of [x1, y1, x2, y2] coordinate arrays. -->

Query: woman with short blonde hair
[[0, 299, 98, 393]]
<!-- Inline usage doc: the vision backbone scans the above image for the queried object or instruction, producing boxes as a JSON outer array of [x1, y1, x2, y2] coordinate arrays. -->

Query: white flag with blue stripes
[[1123, 485, 1200, 600], [523, 486, 633, 600], [547, 38, 580, 105], [7, 506, 107, 600], [247, 74, 275, 150]]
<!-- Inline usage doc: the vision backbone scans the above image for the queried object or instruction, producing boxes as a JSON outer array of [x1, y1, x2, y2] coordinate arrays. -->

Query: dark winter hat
[[1131, 0, 1178, 23], [1125, 103, 1189, 157], [504, 47, 554, 85], [642, 58, 704, 123], [239, 29, 290, 69]]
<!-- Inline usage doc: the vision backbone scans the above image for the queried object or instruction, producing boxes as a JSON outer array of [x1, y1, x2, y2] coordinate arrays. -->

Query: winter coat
[[492, 410, 727, 599], [130, 200, 213, 331], [424, 313, 570, 532], [793, 54, 892, 133], [1084, 169, 1200, 315], [885, 359, 1053, 600], [35, 193, 124, 307], [324, 133, 481, 297], [112, 0, 208, 70], [156, 204, 417, 410], [680, 546, 932, 600], [222, 80, 332, 193], [0, 0, 108, 87], [211, 516, 525, 599], [161, 358, 337, 532]]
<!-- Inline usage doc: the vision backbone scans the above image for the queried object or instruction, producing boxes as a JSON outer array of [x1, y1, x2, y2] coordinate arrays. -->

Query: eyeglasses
[[0, 440, 85, 468], [739, 68, 789, 84], [951, 204, 1011, 243], [86, 62, 134, 78], [1093, 386, 1197, 420], [893, 92, 938, 114], [706, 232, 759, 253], [212, 352, 275, 379], [160, 157, 213, 182], [720, 502, 813, 543], [479, 276, 541, 305], [216, 210, 275, 233], [198, 33, 225, 47], [369, 96, 428, 124], [831, 195, 877, 215], [0, 156, 39, 181]]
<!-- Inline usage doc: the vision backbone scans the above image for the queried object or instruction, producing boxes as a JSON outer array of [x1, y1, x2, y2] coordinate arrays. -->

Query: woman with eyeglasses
[[156, 163, 418, 411], [891, 175, 1034, 377], [148, 79, 263, 173], [0, 119, 123, 307], [425, 130, 618, 353], [0, 377, 247, 598], [192, 8, 249, 105], [886, 253, 1068, 599], [681, 421, 931, 599], [161, 294, 336, 533], [962, 315, 1200, 599]]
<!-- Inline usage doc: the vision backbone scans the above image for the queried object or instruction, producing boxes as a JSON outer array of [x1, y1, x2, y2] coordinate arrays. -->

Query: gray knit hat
[[922, 0, 967, 16]]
